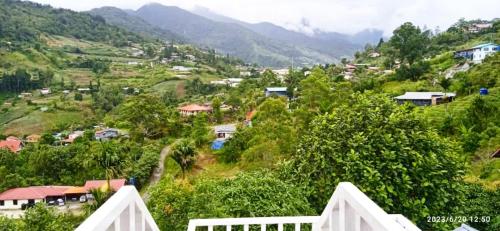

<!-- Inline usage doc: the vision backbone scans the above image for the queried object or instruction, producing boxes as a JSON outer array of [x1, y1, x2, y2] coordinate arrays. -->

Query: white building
[[40, 88, 51, 95], [0, 186, 72, 210], [214, 124, 237, 140], [471, 43, 498, 63], [172, 66, 193, 72]]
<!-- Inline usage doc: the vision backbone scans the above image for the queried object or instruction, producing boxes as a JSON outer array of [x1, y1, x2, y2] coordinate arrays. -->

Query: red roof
[[84, 179, 126, 192], [179, 104, 212, 112], [0, 186, 73, 200], [0, 137, 22, 153]]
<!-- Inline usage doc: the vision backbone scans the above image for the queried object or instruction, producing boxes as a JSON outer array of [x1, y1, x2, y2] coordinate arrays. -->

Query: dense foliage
[[0, 140, 160, 192], [148, 171, 314, 230], [286, 93, 465, 230]]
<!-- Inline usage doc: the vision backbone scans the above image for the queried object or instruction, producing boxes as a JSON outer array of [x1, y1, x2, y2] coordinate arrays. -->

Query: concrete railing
[[76, 186, 159, 231], [188, 216, 320, 231], [78, 182, 420, 231], [187, 182, 421, 231]]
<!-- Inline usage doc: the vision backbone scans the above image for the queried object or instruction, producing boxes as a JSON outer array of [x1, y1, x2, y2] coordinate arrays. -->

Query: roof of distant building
[[0, 186, 73, 200], [265, 87, 287, 92], [84, 179, 126, 192], [395, 92, 456, 100], [472, 43, 498, 49], [178, 104, 213, 112], [0, 137, 22, 152], [214, 124, 237, 133]]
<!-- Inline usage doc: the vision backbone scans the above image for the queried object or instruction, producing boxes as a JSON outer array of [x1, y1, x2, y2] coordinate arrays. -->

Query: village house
[[0, 136, 23, 153], [18, 92, 32, 98], [467, 23, 493, 33], [240, 71, 251, 77], [172, 66, 193, 72], [62, 131, 84, 144], [40, 88, 51, 95], [369, 52, 381, 58], [0, 179, 126, 211], [395, 92, 456, 106], [25, 134, 41, 143], [245, 110, 256, 127], [178, 104, 213, 116], [454, 43, 499, 63], [265, 87, 288, 97], [214, 124, 237, 140], [95, 128, 119, 141], [0, 186, 72, 210], [77, 88, 91, 93]]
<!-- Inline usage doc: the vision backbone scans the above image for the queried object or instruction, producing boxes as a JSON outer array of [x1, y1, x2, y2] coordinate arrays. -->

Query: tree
[[23, 203, 75, 231], [212, 97, 223, 123], [74, 92, 83, 101], [287, 93, 464, 230], [260, 69, 280, 87], [389, 22, 430, 65], [148, 171, 314, 230], [170, 139, 197, 178], [190, 114, 210, 147], [93, 142, 124, 190], [113, 95, 172, 139]]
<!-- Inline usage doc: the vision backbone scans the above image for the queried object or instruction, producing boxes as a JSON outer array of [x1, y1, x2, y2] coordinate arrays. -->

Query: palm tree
[[171, 139, 197, 178], [95, 142, 123, 191]]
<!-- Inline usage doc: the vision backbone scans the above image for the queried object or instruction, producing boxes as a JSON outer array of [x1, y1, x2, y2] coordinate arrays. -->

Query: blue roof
[[472, 43, 498, 49], [211, 140, 226, 150]]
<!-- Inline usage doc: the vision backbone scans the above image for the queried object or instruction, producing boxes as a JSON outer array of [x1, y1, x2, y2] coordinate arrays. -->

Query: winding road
[[142, 144, 171, 203]]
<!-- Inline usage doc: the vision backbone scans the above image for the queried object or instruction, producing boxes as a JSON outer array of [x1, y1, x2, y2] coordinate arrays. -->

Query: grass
[[381, 80, 442, 95], [1, 109, 89, 136]]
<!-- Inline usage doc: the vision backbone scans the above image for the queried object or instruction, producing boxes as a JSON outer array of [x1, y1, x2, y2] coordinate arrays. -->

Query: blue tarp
[[211, 140, 226, 150]]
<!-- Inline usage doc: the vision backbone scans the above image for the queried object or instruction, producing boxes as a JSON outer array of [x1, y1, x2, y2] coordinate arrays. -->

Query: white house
[[40, 88, 51, 95], [0, 186, 72, 210], [214, 124, 237, 140], [471, 43, 498, 63], [172, 66, 193, 72]]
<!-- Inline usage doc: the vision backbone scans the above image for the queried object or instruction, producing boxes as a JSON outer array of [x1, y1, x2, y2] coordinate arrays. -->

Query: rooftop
[[214, 124, 237, 133], [84, 179, 126, 192], [395, 92, 456, 100], [0, 186, 73, 200], [179, 104, 213, 112], [265, 87, 287, 92]]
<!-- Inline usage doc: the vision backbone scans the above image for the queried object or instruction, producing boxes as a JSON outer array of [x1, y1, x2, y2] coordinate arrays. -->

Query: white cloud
[[30, 0, 500, 36]]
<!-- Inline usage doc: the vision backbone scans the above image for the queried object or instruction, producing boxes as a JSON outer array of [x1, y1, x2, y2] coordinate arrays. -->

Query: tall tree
[[389, 22, 430, 65]]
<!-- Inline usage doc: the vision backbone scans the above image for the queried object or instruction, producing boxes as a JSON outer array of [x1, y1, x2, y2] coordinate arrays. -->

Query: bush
[[148, 171, 315, 230]]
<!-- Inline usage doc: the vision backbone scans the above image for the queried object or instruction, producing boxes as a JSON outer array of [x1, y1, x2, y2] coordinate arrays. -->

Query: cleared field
[[1, 110, 90, 136]]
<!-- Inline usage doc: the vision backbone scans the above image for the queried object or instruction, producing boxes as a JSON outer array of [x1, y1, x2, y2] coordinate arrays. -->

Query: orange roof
[[179, 104, 212, 112], [0, 138, 22, 153], [84, 179, 126, 192], [64, 187, 87, 194], [246, 110, 257, 121], [0, 186, 73, 200]]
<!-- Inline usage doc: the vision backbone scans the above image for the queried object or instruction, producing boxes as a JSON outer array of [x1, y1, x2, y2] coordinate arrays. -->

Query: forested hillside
[[0, 0, 147, 46]]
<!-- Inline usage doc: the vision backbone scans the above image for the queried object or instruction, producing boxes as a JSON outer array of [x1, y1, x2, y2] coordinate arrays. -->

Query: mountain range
[[89, 3, 384, 67]]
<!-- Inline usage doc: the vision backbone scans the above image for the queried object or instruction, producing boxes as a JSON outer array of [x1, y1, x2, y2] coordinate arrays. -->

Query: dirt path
[[142, 145, 171, 203]]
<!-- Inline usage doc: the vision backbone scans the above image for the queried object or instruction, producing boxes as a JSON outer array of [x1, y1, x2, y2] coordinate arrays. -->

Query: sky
[[30, 0, 499, 36]]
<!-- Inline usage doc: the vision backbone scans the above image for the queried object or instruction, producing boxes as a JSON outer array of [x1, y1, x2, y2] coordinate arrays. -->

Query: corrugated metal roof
[[0, 186, 73, 200], [265, 87, 287, 92], [395, 92, 456, 100], [472, 43, 497, 49], [214, 124, 237, 133]]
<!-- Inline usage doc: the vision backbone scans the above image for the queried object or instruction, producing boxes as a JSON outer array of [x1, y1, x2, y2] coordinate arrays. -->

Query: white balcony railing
[[76, 186, 159, 231], [187, 182, 420, 231], [77, 182, 421, 231]]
